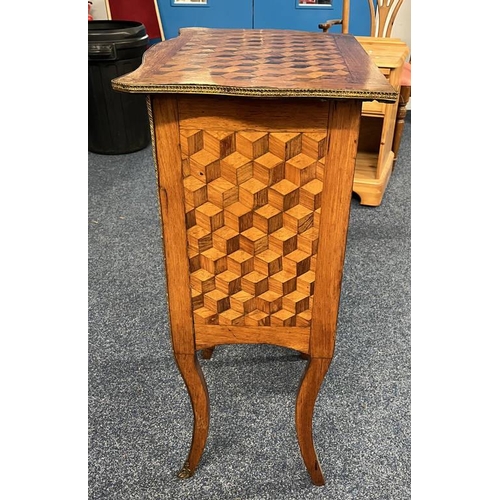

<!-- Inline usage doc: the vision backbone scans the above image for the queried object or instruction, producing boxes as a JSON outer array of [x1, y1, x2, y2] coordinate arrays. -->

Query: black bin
[[88, 21, 150, 155]]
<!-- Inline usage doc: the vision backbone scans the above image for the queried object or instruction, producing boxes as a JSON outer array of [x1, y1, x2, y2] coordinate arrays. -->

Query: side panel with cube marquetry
[[179, 96, 329, 339]]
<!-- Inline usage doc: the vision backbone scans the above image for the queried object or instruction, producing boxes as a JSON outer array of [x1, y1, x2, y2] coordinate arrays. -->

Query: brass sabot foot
[[177, 462, 193, 479]]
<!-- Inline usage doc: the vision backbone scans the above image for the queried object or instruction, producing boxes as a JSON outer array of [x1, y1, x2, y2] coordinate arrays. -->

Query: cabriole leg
[[295, 356, 332, 486], [174, 353, 210, 479]]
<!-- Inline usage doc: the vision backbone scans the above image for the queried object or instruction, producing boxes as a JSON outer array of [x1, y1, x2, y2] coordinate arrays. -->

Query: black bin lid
[[88, 20, 148, 44]]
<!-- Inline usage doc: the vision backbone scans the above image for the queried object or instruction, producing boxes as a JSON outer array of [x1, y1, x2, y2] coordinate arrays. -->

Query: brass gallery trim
[[112, 83, 398, 102]]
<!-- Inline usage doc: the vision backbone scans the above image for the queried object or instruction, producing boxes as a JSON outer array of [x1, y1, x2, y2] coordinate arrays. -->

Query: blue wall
[[254, 0, 372, 36], [157, 0, 374, 40]]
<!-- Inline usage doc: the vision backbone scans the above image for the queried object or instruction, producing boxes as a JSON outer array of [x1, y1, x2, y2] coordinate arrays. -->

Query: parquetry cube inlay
[[180, 126, 328, 327]]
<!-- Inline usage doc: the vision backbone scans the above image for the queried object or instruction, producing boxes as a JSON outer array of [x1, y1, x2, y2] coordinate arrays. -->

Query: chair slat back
[[341, 0, 350, 34], [369, 0, 405, 38]]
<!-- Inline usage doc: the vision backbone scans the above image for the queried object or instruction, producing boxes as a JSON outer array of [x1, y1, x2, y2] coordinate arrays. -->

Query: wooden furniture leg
[[150, 95, 212, 479], [201, 347, 215, 359], [392, 85, 411, 167], [175, 353, 210, 478], [296, 357, 332, 486], [294, 99, 362, 486]]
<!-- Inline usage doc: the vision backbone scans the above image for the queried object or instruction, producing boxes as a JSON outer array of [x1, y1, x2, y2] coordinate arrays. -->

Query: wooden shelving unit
[[354, 37, 410, 206]]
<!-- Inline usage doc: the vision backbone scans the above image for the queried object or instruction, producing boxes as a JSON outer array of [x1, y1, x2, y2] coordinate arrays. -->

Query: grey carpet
[[88, 112, 410, 500]]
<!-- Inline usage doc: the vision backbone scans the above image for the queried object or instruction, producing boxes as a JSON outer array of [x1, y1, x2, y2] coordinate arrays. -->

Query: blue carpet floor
[[88, 112, 411, 500]]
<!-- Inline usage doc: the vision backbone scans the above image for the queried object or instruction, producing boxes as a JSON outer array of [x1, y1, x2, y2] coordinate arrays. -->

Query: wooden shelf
[[354, 151, 379, 179], [353, 150, 394, 206], [353, 36, 410, 207], [362, 100, 384, 117]]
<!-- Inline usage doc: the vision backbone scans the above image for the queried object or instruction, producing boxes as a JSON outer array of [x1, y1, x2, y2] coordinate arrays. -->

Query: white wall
[[391, 0, 411, 53], [88, 0, 108, 20], [391, 0, 411, 109]]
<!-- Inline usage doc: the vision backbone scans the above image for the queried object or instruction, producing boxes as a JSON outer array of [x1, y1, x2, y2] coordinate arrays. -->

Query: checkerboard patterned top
[[112, 28, 397, 101]]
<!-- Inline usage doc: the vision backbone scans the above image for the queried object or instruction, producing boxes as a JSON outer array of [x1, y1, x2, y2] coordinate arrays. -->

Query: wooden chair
[[319, 0, 411, 165], [317, 0, 351, 34]]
